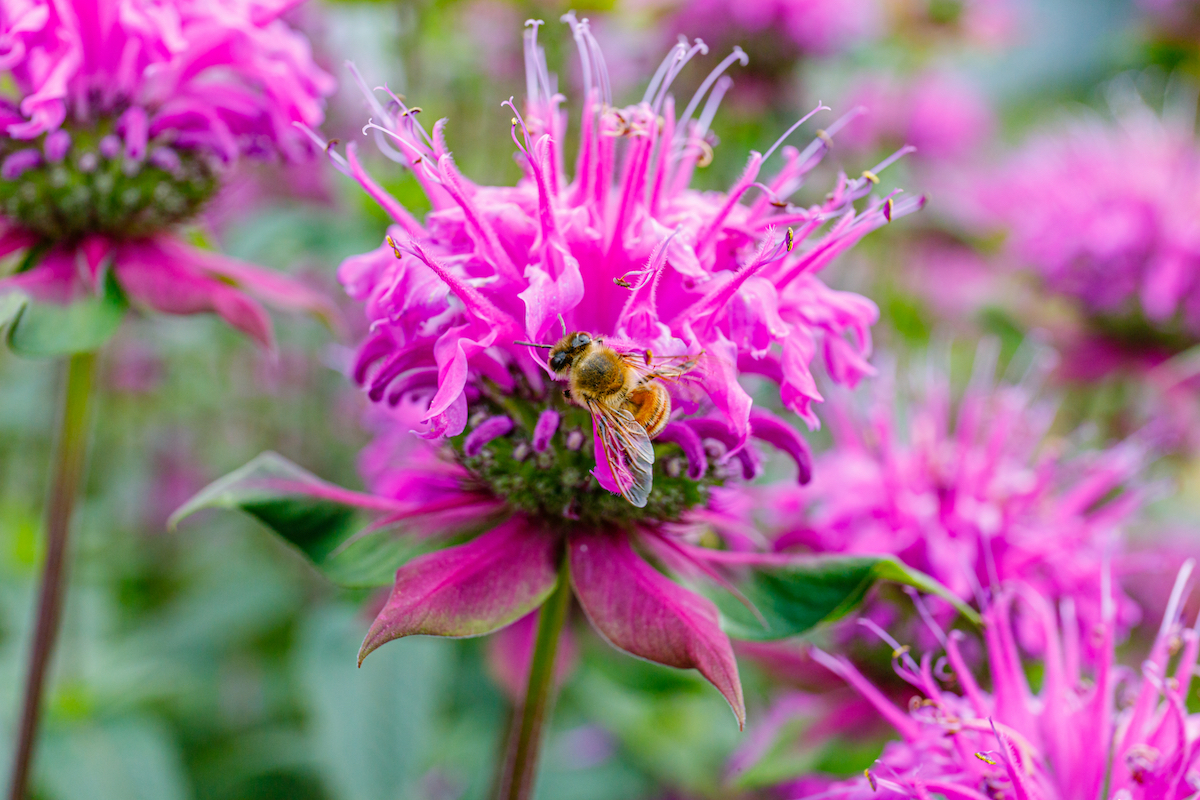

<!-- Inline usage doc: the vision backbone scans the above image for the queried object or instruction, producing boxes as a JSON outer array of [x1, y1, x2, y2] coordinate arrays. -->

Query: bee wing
[[619, 351, 702, 382], [586, 399, 654, 508]]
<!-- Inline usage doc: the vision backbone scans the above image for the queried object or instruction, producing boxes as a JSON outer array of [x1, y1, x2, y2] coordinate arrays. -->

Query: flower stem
[[7, 351, 97, 800], [499, 554, 572, 800]]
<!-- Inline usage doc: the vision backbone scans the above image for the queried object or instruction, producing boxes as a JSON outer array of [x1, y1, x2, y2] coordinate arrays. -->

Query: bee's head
[[549, 331, 592, 374]]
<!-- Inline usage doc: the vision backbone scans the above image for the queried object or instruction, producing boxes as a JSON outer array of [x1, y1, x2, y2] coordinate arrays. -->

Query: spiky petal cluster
[[797, 564, 1200, 799], [721, 344, 1147, 636], [325, 17, 921, 474], [974, 101, 1200, 340], [0, 0, 332, 159], [0, 0, 336, 348]]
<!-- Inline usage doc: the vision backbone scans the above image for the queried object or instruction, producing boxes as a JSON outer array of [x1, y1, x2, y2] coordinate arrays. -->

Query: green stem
[[7, 352, 97, 800], [499, 553, 572, 800]]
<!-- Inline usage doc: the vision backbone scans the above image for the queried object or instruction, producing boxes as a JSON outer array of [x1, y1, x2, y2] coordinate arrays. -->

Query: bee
[[517, 331, 699, 507]]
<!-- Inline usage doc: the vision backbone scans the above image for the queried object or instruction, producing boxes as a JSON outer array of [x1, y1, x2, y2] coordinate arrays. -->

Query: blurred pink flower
[[721, 343, 1148, 640], [839, 70, 994, 162], [0, 0, 338, 348], [658, 0, 883, 57], [794, 563, 1200, 800], [974, 104, 1200, 339], [648, 0, 883, 72], [301, 17, 923, 724]]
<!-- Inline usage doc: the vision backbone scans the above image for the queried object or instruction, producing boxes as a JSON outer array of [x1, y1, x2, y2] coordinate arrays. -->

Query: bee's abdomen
[[627, 381, 671, 438]]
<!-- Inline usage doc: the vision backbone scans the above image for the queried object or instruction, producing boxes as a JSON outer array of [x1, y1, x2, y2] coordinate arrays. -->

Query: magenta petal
[[359, 520, 560, 662], [114, 246, 276, 349], [569, 529, 746, 728]]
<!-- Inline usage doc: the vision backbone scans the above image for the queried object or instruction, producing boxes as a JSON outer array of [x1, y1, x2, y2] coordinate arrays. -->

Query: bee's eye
[[572, 333, 591, 348], [550, 352, 568, 372]]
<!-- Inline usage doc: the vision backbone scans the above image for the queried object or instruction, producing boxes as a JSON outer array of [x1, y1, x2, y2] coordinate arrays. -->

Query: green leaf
[[6, 270, 127, 357], [713, 555, 980, 641], [0, 289, 28, 328], [169, 452, 426, 588]]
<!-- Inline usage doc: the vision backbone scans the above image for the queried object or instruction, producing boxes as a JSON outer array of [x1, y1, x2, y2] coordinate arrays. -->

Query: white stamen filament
[[643, 39, 688, 105], [653, 38, 708, 113], [675, 47, 748, 141], [762, 103, 831, 164]]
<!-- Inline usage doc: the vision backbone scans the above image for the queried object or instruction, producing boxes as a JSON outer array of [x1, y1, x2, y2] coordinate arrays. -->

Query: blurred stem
[[7, 351, 97, 800], [499, 554, 571, 800]]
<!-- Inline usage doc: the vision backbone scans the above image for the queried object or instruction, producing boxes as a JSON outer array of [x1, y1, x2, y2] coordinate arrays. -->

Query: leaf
[[0, 289, 28, 328], [6, 270, 127, 357], [713, 555, 980, 642], [297, 604, 454, 800], [169, 452, 420, 588], [34, 718, 189, 800]]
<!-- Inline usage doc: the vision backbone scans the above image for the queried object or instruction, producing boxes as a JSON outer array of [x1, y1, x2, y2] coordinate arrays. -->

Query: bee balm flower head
[[299, 16, 923, 724], [0, 0, 337, 348], [975, 97, 1200, 345], [323, 15, 922, 516], [798, 562, 1200, 800]]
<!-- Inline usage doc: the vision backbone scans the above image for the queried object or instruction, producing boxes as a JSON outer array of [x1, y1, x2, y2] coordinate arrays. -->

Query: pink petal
[[568, 529, 746, 728], [114, 245, 275, 350], [359, 520, 560, 662], [152, 237, 341, 328]]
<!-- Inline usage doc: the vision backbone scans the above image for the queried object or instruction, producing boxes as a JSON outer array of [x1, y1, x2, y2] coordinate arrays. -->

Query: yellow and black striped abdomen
[[626, 381, 671, 439]]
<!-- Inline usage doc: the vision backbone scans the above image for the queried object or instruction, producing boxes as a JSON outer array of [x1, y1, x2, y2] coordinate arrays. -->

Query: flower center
[[453, 380, 724, 528], [0, 120, 219, 242]]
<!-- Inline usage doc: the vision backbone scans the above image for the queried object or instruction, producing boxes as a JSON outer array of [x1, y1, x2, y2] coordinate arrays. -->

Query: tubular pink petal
[[532, 409, 560, 452], [657, 421, 708, 480], [346, 142, 425, 238], [464, 415, 515, 457], [749, 409, 812, 484]]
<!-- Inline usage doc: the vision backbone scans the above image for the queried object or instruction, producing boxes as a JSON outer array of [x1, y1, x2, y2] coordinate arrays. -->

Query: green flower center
[[0, 121, 219, 242], [453, 382, 723, 529]]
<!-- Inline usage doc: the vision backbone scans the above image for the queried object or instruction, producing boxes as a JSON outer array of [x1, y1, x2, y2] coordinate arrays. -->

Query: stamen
[[293, 122, 350, 175], [348, 61, 393, 125], [643, 39, 688, 105], [864, 768, 877, 791], [675, 47, 748, 139], [865, 145, 917, 179], [694, 76, 734, 141], [524, 19, 548, 105], [503, 98, 532, 154], [653, 38, 708, 113], [791, 106, 866, 168], [761, 102, 831, 163], [1159, 559, 1196, 641]]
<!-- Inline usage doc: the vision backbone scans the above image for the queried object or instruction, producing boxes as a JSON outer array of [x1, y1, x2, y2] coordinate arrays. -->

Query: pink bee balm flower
[[0, 0, 337, 348], [974, 100, 1200, 343], [296, 16, 922, 725], [839, 70, 994, 162], [795, 562, 1200, 800], [731, 343, 1148, 638], [656, 0, 882, 58]]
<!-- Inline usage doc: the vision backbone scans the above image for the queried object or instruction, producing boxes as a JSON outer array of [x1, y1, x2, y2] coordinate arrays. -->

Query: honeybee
[[518, 331, 699, 507]]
